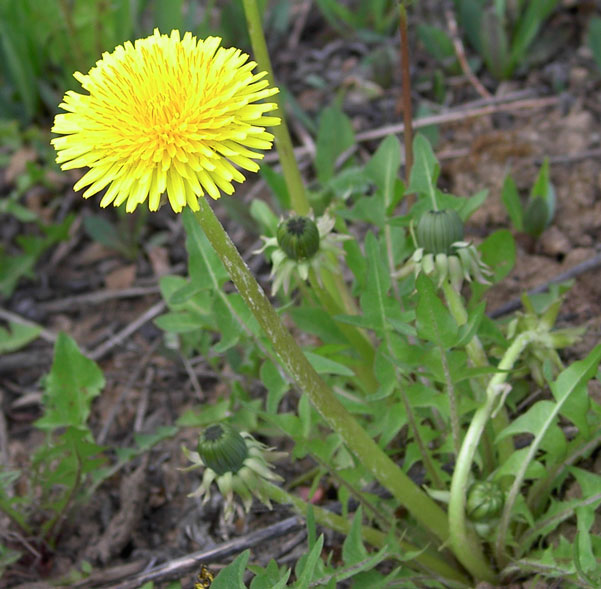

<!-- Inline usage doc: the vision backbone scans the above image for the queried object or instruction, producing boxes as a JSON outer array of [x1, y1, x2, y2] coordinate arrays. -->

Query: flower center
[[204, 424, 225, 442], [286, 217, 308, 236]]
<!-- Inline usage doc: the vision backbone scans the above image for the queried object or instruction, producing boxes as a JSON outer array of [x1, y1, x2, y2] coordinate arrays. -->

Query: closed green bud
[[467, 481, 504, 522], [197, 424, 248, 476], [523, 197, 550, 238], [277, 216, 320, 261], [417, 209, 464, 255]]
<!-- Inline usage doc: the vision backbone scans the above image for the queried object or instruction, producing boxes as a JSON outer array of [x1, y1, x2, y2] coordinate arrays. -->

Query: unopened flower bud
[[277, 216, 320, 260], [467, 481, 504, 522], [184, 424, 286, 521], [523, 197, 550, 238], [197, 423, 248, 476], [417, 209, 464, 255]]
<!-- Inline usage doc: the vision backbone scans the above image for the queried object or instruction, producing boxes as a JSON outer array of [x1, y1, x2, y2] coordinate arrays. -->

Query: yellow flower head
[[51, 29, 280, 213]]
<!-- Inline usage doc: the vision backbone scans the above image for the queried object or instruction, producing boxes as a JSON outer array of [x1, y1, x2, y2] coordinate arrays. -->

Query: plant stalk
[[191, 200, 450, 545], [441, 280, 513, 468], [241, 0, 309, 215], [448, 331, 536, 583], [43, 446, 82, 547], [439, 340, 461, 457], [307, 268, 378, 394]]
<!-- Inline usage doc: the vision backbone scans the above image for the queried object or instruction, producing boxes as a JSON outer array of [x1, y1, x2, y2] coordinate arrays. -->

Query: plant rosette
[[256, 211, 349, 294], [182, 423, 285, 521]]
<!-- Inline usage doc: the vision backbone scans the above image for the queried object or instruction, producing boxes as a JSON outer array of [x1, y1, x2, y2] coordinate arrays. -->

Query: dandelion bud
[[277, 216, 320, 261], [523, 197, 550, 238], [416, 209, 464, 255], [185, 424, 286, 521], [466, 481, 504, 522], [197, 424, 248, 476]]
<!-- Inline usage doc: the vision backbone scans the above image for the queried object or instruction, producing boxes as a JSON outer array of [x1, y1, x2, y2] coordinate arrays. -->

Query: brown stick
[[38, 286, 162, 312], [263, 94, 559, 165], [356, 95, 558, 143], [445, 6, 491, 99], [88, 300, 165, 361], [398, 3, 414, 197], [96, 515, 304, 588]]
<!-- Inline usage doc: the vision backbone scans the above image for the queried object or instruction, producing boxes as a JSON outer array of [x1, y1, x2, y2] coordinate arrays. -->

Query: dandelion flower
[[51, 29, 280, 213]]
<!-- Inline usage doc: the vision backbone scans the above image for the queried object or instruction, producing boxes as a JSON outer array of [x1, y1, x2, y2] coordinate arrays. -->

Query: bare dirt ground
[[1, 2, 600, 587]]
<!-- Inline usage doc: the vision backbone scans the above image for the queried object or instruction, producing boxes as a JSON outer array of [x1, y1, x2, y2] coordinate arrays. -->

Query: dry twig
[[88, 300, 165, 361], [97, 515, 304, 589], [38, 286, 161, 312], [355, 95, 559, 143], [287, 0, 312, 50], [264, 94, 559, 167], [445, 6, 491, 100], [97, 340, 160, 444], [0, 307, 57, 344]]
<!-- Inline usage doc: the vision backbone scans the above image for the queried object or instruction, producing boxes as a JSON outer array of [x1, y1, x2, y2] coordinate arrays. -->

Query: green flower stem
[[308, 269, 374, 364], [441, 280, 513, 467], [448, 331, 536, 583], [193, 199, 450, 545], [242, 0, 367, 364], [439, 339, 461, 458], [299, 275, 376, 395], [441, 281, 487, 367], [307, 268, 378, 394], [397, 370, 445, 489], [241, 0, 309, 215], [309, 451, 394, 533], [261, 480, 471, 586], [319, 260, 361, 321], [315, 257, 380, 394]]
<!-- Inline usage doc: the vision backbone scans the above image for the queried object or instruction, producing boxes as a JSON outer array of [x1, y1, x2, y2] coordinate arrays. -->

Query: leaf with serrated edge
[[35, 334, 104, 430]]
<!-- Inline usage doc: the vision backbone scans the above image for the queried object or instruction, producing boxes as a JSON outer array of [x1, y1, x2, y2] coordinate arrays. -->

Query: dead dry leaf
[[5, 147, 37, 184], [105, 265, 137, 290], [147, 245, 170, 277]]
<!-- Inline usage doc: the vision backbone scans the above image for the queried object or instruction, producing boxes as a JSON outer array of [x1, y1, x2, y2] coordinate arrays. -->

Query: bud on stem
[[466, 480, 504, 522], [417, 209, 464, 255], [277, 216, 320, 260], [197, 423, 248, 476]]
